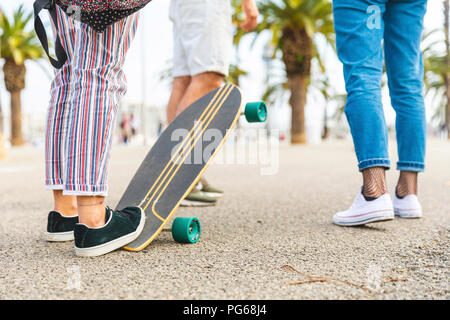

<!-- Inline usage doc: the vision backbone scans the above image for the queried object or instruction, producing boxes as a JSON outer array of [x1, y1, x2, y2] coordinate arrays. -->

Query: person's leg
[[384, 0, 427, 218], [44, 6, 80, 242], [58, 13, 146, 256], [64, 13, 140, 228], [384, 0, 427, 196], [394, 171, 422, 218], [174, 0, 232, 116], [396, 171, 418, 196], [167, 1, 226, 122], [332, 0, 394, 226], [169, 0, 232, 205], [45, 6, 78, 218], [167, 0, 191, 124], [53, 190, 77, 216], [167, 76, 191, 124], [77, 197, 107, 228], [333, 0, 390, 173], [173, 73, 224, 205], [362, 167, 388, 199], [174, 72, 225, 117]]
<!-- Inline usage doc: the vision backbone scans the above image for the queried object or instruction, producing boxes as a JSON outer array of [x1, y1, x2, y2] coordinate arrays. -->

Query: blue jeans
[[333, 0, 427, 172]]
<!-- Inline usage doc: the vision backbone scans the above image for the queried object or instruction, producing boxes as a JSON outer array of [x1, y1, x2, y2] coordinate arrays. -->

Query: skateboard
[[116, 83, 267, 251]]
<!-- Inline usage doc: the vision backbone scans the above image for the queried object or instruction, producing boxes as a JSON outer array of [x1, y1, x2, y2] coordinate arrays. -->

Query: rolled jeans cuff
[[397, 161, 425, 172], [358, 158, 391, 171]]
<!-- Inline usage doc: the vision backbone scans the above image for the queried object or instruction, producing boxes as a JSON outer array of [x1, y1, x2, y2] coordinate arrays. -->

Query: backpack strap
[[33, 0, 67, 69]]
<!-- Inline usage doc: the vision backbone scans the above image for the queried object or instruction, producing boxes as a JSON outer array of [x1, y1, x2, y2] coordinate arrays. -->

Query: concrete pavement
[[0, 139, 448, 299]]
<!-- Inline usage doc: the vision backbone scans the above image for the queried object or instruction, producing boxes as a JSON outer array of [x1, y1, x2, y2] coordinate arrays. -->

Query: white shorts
[[169, 0, 233, 77]]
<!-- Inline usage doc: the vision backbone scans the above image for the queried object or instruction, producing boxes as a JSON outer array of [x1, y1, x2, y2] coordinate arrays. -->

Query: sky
[[0, 0, 446, 141]]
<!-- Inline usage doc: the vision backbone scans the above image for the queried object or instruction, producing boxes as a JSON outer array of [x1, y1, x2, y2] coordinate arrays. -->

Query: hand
[[241, 0, 259, 32]]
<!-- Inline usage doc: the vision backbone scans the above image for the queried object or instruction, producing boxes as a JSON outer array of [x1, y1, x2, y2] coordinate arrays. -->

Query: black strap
[[34, 0, 67, 69]]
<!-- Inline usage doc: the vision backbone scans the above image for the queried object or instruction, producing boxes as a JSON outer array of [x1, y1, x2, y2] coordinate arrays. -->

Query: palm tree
[[0, 5, 43, 146], [241, 0, 335, 144]]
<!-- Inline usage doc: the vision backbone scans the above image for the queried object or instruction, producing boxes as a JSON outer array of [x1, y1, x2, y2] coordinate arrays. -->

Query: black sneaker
[[74, 206, 145, 257], [45, 211, 78, 242]]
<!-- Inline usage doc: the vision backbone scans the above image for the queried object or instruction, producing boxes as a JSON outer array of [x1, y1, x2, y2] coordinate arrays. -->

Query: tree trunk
[[281, 28, 312, 144], [322, 102, 329, 140], [10, 91, 24, 146], [288, 74, 308, 144], [3, 60, 26, 146]]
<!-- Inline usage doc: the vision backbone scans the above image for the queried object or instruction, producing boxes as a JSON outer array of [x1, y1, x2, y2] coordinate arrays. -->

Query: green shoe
[[180, 190, 217, 207], [199, 177, 224, 199], [74, 206, 145, 257]]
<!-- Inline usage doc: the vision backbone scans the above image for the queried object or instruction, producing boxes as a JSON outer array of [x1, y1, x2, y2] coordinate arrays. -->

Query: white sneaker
[[333, 189, 394, 226], [393, 192, 422, 218]]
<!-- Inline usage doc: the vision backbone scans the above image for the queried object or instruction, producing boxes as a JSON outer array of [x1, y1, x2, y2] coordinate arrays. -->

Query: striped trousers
[[45, 7, 139, 196]]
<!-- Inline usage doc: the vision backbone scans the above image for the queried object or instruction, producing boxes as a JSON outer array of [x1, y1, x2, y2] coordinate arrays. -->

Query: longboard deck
[[117, 83, 242, 251]]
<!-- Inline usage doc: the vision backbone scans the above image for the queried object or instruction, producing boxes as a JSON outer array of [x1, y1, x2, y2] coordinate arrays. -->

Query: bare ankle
[[53, 190, 77, 216], [54, 204, 78, 216], [77, 196, 106, 228]]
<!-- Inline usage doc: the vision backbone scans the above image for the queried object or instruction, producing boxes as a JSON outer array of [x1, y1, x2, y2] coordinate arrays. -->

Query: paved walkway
[[0, 139, 448, 299]]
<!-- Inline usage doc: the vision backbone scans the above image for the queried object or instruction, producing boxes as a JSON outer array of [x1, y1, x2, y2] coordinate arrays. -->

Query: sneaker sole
[[180, 200, 216, 207], [333, 211, 394, 227], [394, 209, 422, 219], [45, 231, 74, 242], [201, 191, 224, 198], [74, 208, 146, 257]]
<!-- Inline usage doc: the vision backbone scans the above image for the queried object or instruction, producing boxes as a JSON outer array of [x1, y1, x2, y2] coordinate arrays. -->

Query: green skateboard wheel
[[172, 217, 201, 243], [244, 102, 267, 123]]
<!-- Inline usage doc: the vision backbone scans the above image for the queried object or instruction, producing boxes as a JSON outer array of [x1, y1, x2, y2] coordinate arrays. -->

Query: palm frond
[[0, 5, 44, 65]]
